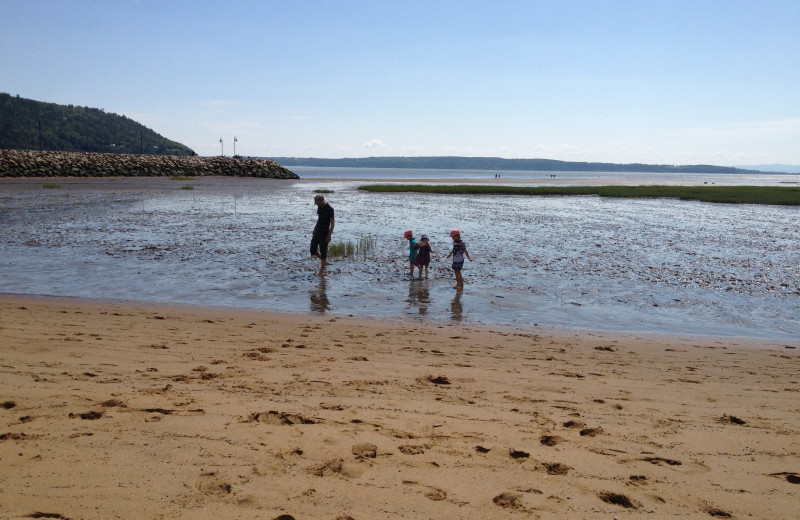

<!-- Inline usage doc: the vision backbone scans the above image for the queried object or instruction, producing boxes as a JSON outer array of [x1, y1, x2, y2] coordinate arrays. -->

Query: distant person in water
[[310, 194, 334, 275], [446, 229, 472, 289], [403, 230, 417, 277], [414, 234, 434, 279]]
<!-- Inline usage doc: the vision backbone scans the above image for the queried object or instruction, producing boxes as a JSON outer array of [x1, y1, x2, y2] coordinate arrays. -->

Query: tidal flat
[[0, 175, 797, 338]]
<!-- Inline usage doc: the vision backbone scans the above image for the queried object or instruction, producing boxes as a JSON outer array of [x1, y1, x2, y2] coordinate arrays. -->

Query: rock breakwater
[[0, 149, 298, 179]]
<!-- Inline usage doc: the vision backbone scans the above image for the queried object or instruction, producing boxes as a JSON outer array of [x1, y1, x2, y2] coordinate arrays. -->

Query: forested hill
[[271, 156, 758, 174], [0, 93, 195, 156]]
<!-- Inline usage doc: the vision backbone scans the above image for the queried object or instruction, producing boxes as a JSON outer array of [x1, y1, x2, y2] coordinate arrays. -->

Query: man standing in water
[[311, 194, 334, 275]]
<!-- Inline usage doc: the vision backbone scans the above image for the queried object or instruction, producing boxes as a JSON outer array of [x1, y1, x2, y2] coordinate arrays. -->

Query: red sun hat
[[403, 230, 413, 239], [449, 229, 460, 237]]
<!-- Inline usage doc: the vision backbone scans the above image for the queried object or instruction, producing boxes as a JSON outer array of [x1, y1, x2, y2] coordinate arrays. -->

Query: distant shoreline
[[267, 155, 782, 174]]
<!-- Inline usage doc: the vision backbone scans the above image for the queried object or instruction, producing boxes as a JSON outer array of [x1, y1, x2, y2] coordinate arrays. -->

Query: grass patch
[[357, 184, 800, 205], [42, 183, 60, 189], [314, 188, 334, 194], [327, 236, 377, 258], [170, 176, 194, 181], [180, 185, 194, 190]]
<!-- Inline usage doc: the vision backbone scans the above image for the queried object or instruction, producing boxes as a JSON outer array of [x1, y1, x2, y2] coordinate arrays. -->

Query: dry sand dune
[[1, 295, 798, 519]]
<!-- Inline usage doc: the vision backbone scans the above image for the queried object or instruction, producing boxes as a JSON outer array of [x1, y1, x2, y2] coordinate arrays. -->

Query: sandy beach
[[1, 295, 798, 519]]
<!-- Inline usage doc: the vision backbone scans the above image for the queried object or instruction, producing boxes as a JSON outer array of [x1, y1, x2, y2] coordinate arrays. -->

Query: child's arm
[[465, 247, 473, 261]]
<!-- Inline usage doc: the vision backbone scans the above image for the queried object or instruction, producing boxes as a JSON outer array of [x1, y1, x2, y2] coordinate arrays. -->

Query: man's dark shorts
[[310, 234, 329, 260], [452, 261, 464, 271]]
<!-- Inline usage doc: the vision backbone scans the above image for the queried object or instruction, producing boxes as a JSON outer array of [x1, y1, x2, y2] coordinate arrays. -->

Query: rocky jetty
[[0, 149, 298, 179]]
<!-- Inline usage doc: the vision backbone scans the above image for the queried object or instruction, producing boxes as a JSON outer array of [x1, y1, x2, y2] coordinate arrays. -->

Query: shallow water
[[293, 165, 800, 186], [1, 173, 798, 339]]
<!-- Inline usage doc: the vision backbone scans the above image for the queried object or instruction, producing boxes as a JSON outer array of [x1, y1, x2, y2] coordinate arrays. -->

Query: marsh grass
[[358, 184, 800, 205], [181, 185, 194, 190], [314, 188, 334, 193], [327, 236, 377, 258], [42, 183, 60, 189]]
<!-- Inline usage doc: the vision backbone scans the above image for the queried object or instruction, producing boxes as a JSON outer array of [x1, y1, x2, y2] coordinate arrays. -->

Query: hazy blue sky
[[2, 0, 798, 164]]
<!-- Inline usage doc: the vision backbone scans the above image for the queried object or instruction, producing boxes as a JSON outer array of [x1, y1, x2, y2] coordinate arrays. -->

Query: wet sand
[[1, 294, 798, 519]]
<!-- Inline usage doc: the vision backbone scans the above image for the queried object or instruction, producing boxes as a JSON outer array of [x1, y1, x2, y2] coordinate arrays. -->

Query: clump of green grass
[[314, 188, 334, 194], [170, 176, 194, 181], [42, 183, 60, 189], [327, 236, 377, 258], [357, 184, 800, 206], [181, 185, 194, 190]]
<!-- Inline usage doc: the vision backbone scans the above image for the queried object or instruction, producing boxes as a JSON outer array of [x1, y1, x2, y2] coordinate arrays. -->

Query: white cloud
[[364, 139, 387, 149]]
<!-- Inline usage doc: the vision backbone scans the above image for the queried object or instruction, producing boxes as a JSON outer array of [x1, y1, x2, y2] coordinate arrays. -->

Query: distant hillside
[[271, 156, 762, 174], [738, 164, 799, 174], [0, 93, 195, 156]]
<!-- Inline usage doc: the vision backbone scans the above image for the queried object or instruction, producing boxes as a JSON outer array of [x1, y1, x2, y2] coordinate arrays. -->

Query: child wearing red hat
[[403, 230, 417, 277]]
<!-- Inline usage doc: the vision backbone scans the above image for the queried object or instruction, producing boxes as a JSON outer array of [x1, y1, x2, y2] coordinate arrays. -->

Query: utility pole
[[234, 136, 237, 157], [219, 137, 224, 156]]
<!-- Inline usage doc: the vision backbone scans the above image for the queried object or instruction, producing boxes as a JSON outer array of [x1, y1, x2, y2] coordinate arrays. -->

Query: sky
[[2, 0, 798, 165]]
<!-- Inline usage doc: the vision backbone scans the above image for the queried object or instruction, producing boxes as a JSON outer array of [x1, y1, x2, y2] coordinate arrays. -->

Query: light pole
[[234, 136, 237, 157], [219, 138, 224, 156]]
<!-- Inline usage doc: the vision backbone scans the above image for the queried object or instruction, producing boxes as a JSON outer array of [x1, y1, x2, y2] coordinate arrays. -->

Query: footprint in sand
[[399, 444, 427, 455], [250, 411, 317, 425], [403, 481, 448, 501], [425, 487, 447, 501], [493, 492, 527, 512], [195, 471, 232, 496], [540, 435, 563, 446], [598, 491, 640, 509], [640, 456, 682, 467], [309, 458, 366, 479], [99, 399, 125, 408], [69, 410, 103, 420], [542, 462, 570, 475], [352, 443, 377, 459], [509, 449, 530, 459], [716, 414, 746, 425], [702, 505, 733, 517], [0, 432, 30, 441]]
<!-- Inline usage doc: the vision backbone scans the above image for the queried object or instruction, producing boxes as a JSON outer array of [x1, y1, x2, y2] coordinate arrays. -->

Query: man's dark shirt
[[314, 203, 334, 236]]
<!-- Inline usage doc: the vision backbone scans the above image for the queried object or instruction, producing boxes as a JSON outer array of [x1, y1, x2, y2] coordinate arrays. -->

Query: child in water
[[446, 229, 473, 289], [414, 234, 434, 279], [403, 230, 417, 277]]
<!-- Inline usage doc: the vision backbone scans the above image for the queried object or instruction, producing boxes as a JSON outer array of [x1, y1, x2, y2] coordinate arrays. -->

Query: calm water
[[1, 170, 798, 339], [292, 165, 800, 186]]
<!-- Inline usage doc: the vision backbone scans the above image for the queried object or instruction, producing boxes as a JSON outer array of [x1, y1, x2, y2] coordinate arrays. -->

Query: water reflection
[[310, 277, 330, 313], [450, 290, 463, 321], [406, 279, 431, 315]]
